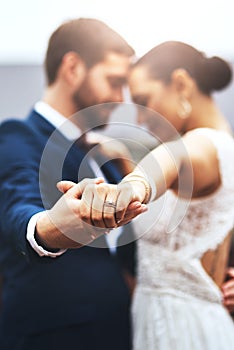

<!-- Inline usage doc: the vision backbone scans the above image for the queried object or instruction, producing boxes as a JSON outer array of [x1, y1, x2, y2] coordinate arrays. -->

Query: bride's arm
[[133, 130, 221, 201], [78, 130, 221, 227]]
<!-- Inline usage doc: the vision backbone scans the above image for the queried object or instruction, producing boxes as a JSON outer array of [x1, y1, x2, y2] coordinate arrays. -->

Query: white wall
[[1, 0, 234, 64]]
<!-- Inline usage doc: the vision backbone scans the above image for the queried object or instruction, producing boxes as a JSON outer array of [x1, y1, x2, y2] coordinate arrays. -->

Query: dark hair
[[135, 41, 232, 95], [45, 18, 134, 85]]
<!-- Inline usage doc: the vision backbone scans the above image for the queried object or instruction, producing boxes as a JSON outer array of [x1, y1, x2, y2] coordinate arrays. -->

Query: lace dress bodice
[[133, 128, 234, 304]]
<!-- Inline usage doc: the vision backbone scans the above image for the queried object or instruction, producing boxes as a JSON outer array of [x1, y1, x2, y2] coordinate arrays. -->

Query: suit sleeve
[[0, 120, 47, 262]]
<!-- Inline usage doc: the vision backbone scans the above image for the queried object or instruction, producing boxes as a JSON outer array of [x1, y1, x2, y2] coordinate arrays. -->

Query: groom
[[0, 18, 138, 350]]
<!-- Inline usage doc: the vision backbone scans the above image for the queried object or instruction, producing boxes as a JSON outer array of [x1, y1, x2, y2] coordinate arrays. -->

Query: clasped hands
[[36, 176, 149, 250], [57, 176, 148, 229]]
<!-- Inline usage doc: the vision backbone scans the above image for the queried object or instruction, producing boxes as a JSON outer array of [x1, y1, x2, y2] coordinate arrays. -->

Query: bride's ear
[[171, 68, 194, 98]]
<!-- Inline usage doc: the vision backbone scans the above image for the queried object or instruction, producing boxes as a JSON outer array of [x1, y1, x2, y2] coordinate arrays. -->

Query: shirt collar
[[34, 101, 82, 141]]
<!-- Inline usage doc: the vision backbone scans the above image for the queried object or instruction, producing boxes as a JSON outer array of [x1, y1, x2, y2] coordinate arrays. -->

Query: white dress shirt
[[26, 101, 121, 257]]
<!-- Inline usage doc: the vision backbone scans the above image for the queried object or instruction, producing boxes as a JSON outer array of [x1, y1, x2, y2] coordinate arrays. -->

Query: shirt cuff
[[26, 211, 67, 258]]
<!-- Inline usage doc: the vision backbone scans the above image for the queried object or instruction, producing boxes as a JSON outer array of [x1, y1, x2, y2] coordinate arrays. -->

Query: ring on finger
[[103, 200, 117, 209]]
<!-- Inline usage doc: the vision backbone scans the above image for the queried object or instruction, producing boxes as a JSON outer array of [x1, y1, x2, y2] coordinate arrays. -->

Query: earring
[[177, 97, 192, 119]]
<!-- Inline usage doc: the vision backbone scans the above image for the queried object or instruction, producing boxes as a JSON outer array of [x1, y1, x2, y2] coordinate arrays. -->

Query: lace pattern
[[133, 128, 234, 302]]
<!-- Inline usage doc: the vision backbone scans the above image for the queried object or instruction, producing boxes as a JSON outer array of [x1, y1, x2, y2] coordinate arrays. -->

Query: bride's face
[[128, 65, 186, 140]]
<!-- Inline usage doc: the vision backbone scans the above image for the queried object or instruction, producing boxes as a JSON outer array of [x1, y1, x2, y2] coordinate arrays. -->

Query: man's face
[[72, 52, 131, 130]]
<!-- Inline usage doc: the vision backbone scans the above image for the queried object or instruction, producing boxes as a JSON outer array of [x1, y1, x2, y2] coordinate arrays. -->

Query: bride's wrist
[[120, 172, 155, 204]]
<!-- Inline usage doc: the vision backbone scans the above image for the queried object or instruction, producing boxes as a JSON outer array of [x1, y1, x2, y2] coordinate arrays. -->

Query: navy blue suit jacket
[[0, 110, 132, 349]]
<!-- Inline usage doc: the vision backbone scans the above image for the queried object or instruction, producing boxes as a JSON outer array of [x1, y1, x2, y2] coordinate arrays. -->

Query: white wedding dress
[[132, 128, 234, 350]]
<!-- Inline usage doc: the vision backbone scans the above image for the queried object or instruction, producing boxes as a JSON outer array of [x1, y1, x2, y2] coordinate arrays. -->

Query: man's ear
[[171, 68, 194, 98], [60, 51, 87, 88]]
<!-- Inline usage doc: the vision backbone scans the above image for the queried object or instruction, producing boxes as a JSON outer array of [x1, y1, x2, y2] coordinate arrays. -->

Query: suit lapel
[[92, 151, 122, 184]]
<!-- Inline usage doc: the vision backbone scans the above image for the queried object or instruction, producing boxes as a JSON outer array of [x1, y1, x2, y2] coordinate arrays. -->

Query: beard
[[72, 80, 116, 132]]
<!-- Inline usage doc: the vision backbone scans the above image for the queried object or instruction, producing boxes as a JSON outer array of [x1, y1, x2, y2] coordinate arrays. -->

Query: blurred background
[[0, 0, 233, 134]]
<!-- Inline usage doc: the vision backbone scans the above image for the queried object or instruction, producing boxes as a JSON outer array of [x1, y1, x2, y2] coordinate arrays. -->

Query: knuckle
[[103, 212, 115, 223], [92, 219, 104, 228], [85, 183, 95, 191], [95, 184, 106, 195], [81, 178, 92, 187], [91, 212, 103, 223], [80, 211, 90, 222], [79, 204, 90, 221]]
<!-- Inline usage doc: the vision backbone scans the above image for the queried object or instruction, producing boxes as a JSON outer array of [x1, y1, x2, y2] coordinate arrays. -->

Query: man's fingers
[[223, 297, 234, 313], [226, 267, 234, 278], [222, 279, 234, 294]]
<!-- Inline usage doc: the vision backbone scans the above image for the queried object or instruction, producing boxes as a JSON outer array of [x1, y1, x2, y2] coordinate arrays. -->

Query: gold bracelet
[[120, 173, 152, 204]]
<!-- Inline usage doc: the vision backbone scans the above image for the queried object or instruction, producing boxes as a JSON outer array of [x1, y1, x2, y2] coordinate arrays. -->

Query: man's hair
[[45, 18, 135, 85]]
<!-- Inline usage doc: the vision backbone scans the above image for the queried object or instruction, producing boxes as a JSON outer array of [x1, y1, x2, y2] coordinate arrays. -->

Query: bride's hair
[[134, 41, 232, 95]]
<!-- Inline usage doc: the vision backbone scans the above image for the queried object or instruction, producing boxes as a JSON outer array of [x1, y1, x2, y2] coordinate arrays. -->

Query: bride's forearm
[[133, 140, 186, 201]]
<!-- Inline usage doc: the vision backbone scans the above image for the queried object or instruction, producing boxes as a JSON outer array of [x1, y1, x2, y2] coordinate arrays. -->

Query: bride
[[60, 41, 234, 349], [125, 41, 234, 349]]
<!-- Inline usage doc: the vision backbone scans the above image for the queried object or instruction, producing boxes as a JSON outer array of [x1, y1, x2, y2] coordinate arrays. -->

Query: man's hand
[[221, 267, 234, 313], [36, 178, 105, 250]]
